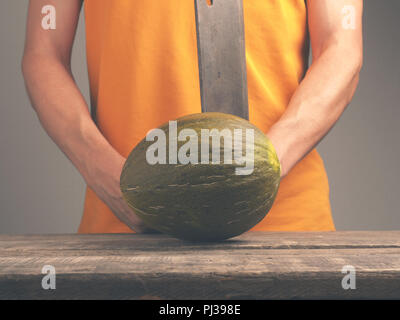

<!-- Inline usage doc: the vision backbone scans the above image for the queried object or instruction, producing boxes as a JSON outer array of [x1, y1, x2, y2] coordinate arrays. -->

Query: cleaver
[[195, 0, 249, 120]]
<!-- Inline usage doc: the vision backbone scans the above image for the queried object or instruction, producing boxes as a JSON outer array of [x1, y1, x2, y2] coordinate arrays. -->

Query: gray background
[[0, 1, 399, 234]]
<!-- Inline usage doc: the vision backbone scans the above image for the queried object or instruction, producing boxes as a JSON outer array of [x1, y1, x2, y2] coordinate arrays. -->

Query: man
[[22, 0, 363, 233]]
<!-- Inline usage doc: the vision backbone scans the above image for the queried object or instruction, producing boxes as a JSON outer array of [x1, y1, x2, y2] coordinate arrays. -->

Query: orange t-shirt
[[78, 0, 335, 233]]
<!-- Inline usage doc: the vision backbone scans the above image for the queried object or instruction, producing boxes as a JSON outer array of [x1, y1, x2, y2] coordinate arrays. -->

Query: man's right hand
[[86, 152, 158, 233]]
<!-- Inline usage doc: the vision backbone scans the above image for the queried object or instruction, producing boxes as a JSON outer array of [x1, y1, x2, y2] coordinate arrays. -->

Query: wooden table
[[0, 231, 399, 299]]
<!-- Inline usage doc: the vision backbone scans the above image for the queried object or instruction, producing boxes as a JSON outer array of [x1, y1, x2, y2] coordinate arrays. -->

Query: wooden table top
[[0, 231, 399, 299]]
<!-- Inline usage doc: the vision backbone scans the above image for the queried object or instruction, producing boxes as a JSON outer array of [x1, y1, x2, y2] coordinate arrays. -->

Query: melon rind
[[120, 112, 280, 241]]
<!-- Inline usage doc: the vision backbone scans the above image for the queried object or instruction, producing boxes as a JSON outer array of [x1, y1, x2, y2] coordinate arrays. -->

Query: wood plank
[[0, 232, 399, 299], [1, 271, 399, 300], [1, 247, 400, 274], [1, 231, 400, 255]]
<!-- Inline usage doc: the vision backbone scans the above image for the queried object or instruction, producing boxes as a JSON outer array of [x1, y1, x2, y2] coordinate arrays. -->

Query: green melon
[[120, 112, 280, 241]]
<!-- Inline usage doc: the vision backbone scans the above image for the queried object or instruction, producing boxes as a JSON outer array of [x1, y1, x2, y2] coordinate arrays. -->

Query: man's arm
[[267, 0, 363, 177], [22, 0, 150, 232]]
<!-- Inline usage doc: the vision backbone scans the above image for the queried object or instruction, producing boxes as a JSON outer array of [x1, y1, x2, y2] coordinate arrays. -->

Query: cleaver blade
[[194, 0, 249, 120]]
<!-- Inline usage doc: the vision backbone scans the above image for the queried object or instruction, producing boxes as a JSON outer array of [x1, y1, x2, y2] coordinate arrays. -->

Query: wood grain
[[0, 231, 399, 299]]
